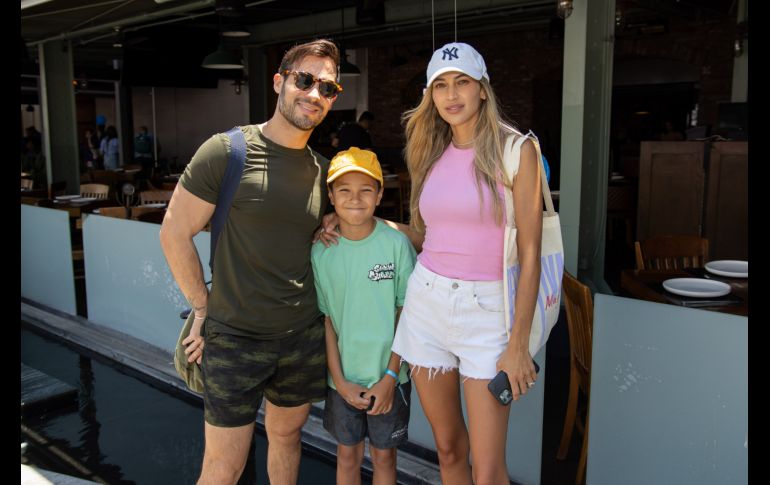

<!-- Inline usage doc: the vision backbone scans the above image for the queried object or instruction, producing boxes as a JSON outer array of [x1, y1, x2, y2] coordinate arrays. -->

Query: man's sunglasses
[[281, 70, 343, 99]]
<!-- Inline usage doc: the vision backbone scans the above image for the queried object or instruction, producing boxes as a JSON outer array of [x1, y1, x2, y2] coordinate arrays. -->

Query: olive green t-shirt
[[180, 124, 329, 338]]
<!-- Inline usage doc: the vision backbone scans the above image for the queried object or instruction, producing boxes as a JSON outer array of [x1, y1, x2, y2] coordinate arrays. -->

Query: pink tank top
[[418, 144, 505, 281]]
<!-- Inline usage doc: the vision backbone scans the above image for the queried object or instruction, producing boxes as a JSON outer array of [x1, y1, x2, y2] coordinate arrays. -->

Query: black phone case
[[488, 371, 513, 405], [487, 360, 540, 406]]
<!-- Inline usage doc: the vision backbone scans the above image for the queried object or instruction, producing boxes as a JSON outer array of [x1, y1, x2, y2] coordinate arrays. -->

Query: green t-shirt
[[180, 124, 329, 338], [311, 220, 416, 389]]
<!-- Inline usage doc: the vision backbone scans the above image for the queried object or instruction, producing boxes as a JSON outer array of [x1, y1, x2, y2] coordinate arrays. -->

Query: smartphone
[[487, 359, 541, 406], [360, 392, 375, 411]]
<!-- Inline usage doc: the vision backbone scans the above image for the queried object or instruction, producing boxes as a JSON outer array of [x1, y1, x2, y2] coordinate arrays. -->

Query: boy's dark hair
[[279, 39, 340, 79], [358, 111, 375, 122]]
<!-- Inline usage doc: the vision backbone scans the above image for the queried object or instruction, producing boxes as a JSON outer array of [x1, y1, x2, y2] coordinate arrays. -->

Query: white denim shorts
[[392, 261, 508, 380]]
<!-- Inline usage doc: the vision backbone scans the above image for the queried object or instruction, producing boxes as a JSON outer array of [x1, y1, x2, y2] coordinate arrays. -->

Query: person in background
[[134, 125, 156, 177], [81, 128, 99, 171], [100, 125, 120, 170], [21, 135, 46, 188], [336, 111, 375, 152], [658, 120, 684, 141]]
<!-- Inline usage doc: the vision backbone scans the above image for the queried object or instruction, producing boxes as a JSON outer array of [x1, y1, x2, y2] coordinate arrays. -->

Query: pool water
[[21, 327, 365, 485]]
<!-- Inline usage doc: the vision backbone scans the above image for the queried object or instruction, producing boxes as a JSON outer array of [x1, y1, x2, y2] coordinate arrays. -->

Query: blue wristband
[[384, 369, 399, 382]]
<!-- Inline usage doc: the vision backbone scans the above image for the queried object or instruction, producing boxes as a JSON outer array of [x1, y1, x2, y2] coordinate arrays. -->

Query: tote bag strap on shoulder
[[502, 130, 558, 228]]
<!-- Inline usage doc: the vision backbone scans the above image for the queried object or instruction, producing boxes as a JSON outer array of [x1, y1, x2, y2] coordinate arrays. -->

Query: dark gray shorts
[[322, 381, 411, 449]]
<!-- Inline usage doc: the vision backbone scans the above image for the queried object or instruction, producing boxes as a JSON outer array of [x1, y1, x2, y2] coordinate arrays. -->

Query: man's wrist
[[384, 369, 399, 383]]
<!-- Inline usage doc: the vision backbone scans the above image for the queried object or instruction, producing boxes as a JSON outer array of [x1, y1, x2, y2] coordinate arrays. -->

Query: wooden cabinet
[[705, 142, 748, 260], [637, 141, 747, 260]]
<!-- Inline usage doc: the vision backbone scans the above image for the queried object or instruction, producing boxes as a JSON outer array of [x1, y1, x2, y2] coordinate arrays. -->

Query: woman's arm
[[497, 138, 543, 399], [377, 218, 424, 252]]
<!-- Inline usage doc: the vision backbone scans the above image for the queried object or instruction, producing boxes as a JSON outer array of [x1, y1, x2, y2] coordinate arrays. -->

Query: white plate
[[139, 203, 167, 208], [71, 197, 97, 204], [705, 260, 748, 278], [662, 278, 731, 298], [54, 195, 79, 201]]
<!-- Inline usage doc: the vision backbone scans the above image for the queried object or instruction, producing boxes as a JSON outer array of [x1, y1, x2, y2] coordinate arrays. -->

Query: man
[[160, 39, 343, 485], [336, 110, 375, 152], [134, 125, 156, 176]]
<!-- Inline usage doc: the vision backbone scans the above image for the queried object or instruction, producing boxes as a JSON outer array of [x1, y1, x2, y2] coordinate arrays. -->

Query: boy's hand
[[337, 380, 370, 410], [363, 377, 395, 415], [314, 213, 341, 247]]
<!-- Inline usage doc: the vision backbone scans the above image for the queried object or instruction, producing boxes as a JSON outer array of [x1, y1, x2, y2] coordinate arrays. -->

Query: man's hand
[[183, 316, 206, 365], [314, 212, 341, 247]]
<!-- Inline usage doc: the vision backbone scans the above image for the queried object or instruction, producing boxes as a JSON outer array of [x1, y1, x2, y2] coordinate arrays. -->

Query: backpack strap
[[209, 126, 247, 273]]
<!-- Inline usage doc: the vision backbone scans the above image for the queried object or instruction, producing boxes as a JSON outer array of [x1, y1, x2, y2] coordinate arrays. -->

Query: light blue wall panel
[[588, 294, 748, 484], [21, 205, 76, 314], [83, 215, 210, 352]]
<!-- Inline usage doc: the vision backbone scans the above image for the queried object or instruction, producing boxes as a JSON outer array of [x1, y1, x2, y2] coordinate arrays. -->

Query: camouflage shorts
[[202, 319, 327, 427]]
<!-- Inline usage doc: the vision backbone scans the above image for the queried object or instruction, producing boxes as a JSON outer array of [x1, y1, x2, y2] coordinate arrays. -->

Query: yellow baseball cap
[[327, 147, 384, 186]]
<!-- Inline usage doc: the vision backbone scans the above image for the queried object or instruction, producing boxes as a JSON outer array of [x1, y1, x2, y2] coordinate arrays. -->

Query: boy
[[311, 148, 416, 485]]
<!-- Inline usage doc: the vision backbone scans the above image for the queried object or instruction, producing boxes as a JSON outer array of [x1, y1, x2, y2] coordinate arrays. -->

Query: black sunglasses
[[281, 70, 343, 99]]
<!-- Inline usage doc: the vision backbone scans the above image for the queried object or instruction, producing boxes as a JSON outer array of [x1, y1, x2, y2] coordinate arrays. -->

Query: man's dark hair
[[358, 111, 375, 122], [279, 39, 340, 79]]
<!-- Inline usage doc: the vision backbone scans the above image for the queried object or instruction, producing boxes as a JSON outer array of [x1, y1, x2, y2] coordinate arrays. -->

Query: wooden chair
[[130, 206, 163, 220], [135, 210, 166, 224], [89, 169, 119, 186], [398, 171, 411, 222], [377, 179, 403, 223], [139, 190, 173, 205], [21, 178, 34, 190], [557, 271, 594, 485], [79, 184, 110, 200], [634, 235, 709, 270], [97, 206, 130, 219], [49, 180, 67, 198]]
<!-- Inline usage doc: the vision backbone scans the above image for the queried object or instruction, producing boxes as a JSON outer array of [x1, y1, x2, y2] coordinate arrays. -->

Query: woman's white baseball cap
[[426, 42, 489, 87]]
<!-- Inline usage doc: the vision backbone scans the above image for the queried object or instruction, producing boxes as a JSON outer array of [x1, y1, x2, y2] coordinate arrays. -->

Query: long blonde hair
[[402, 78, 520, 234]]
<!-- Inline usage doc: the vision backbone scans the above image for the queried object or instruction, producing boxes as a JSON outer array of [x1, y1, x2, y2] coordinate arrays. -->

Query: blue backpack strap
[[209, 126, 246, 273]]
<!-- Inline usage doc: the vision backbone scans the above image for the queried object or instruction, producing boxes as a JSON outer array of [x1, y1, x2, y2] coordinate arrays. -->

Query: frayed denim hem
[[405, 362, 457, 381]]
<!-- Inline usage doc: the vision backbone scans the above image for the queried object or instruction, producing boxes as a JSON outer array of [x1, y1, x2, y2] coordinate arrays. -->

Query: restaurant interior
[[21, 1, 748, 484]]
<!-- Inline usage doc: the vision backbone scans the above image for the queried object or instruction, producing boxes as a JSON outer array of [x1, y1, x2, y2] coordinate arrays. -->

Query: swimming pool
[[21, 327, 369, 485]]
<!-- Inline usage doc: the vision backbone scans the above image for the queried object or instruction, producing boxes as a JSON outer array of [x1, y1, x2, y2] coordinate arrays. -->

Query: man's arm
[[160, 184, 215, 316]]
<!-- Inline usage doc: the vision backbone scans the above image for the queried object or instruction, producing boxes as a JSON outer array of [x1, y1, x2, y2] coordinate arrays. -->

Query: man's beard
[[278, 84, 325, 131]]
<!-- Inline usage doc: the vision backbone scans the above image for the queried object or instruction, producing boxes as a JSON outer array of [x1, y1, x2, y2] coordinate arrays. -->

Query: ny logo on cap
[[442, 47, 459, 61]]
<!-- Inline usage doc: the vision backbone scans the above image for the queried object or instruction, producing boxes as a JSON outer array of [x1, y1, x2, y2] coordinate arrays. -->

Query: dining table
[[620, 267, 748, 316]]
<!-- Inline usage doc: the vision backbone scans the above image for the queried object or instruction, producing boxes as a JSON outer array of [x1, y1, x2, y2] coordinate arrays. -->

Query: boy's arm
[[363, 306, 404, 415], [324, 316, 370, 410]]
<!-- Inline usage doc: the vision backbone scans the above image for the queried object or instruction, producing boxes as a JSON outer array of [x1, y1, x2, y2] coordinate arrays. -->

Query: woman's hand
[[313, 212, 341, 247], [496, 345, 537, 401]]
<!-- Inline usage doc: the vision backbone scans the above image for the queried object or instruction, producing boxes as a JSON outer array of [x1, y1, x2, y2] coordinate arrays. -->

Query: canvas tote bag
[[502, 132, 564, 358]]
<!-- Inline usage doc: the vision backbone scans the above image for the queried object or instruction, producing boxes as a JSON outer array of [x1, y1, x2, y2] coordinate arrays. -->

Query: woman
[[100, 125, 120, 170], [391, 42, 543, 484]]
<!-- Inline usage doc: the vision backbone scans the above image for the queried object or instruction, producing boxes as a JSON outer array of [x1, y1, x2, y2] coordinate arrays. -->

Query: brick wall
[[367, 15, 736, 151]]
